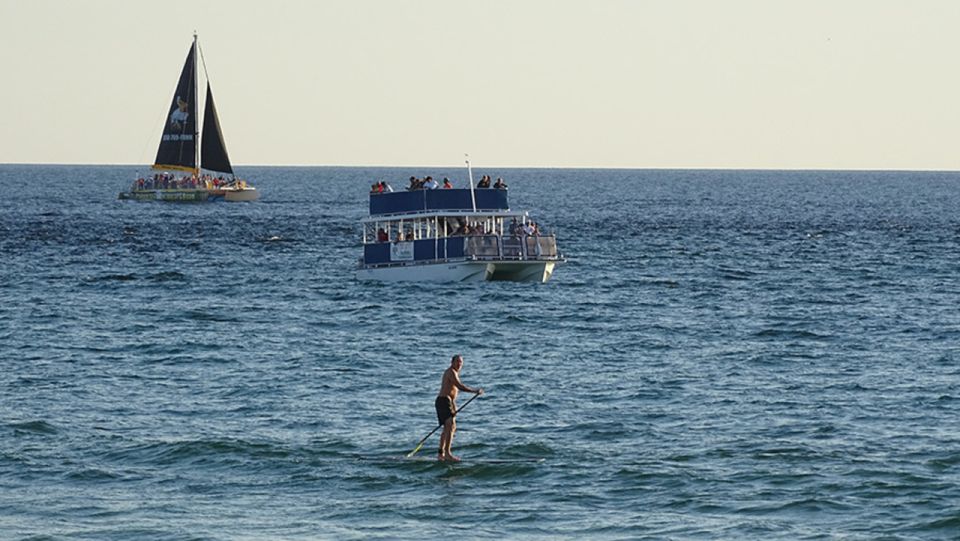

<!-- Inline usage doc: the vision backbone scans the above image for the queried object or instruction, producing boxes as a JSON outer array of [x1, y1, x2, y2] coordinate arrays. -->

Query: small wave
[[647, 278, 680, 288], [149, 271, 187, 282], [64, 468, 123, 482], [919, 514, 960, 532], [499, 441, 554, 458], [753, 328, 828, 340], [734, 497, 843, 515], [752, 446, 814, 461], [111, 438, 296, 468], [772, 497, 853, 513], [926, 453, 960, 471], [258, 235, 295, 243], [718, 268, 756, 281], [183, 309, 239, 322], [86, 273, 137, 282], [9, 420, 58, 434]]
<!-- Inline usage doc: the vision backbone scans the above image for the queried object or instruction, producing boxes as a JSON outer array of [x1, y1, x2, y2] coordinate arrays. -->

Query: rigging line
[[194, 35, 209, 173], [137, 95, 170, 170], [197, 37, 211, 85]]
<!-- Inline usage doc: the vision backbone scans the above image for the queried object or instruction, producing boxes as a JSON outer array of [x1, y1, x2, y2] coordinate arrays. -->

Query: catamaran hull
[[222, 188, 259, 202], [118, 189, 210, 202], [489, 260, 556, 282], [118, 188, 258, 202], [356, 260, 556, 283]]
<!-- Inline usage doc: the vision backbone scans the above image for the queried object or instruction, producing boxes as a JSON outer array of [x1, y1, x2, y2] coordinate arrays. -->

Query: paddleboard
[[456, 458, 546, 464], [357, 454, 545, 464]]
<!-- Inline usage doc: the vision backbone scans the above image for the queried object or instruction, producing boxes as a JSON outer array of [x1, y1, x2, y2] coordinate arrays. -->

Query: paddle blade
[[405, 442, 425, 458]]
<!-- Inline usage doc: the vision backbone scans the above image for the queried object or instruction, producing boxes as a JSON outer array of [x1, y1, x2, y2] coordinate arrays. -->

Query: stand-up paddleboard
[[455, 457, 546, 464], [357, 454, 545, 465], [424, 457, 545, 465]]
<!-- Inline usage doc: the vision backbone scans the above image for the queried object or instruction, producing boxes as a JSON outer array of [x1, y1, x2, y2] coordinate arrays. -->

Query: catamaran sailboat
[[119, 34, 257, 202]]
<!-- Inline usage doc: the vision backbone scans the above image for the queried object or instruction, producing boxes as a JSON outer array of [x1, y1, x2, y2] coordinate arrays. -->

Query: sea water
[[1, 165, 959, 540]]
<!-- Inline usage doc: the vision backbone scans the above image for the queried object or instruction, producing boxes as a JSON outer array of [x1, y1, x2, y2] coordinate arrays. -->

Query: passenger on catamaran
[[442, 178, 453, 189]]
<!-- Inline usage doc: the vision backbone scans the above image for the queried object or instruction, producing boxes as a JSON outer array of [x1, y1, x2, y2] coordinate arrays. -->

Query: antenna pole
[[465, 154, 476, 212]]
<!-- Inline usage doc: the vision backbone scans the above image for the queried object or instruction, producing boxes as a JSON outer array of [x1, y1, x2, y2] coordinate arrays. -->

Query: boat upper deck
[[369, 188, 509, 217]]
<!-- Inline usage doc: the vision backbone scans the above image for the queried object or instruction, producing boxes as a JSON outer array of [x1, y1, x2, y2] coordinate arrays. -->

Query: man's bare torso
[[438, 367, 461, 401]]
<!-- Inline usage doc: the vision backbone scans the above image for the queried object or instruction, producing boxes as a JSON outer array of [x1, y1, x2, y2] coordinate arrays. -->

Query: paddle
[[406, 392, 482, 458]]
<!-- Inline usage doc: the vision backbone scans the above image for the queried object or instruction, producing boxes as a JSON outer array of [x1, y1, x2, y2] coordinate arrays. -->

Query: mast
[[192, 32, 200, 176]]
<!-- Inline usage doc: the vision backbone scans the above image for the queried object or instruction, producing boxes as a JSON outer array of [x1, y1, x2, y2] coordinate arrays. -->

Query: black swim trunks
[[435, 396, 455, 426]]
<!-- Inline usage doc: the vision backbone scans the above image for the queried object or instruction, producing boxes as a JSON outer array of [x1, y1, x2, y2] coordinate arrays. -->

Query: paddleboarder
[[436, 354, 483, 462]]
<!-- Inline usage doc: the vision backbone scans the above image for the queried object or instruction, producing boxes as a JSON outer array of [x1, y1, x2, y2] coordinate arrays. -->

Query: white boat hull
[[356, 260, 556, 283], [489, 260, 556, 282], [222, 188, 259, 202]]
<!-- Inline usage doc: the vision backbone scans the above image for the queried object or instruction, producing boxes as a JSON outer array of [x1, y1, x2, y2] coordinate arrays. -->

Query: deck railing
[[362, 234, 559, 267]]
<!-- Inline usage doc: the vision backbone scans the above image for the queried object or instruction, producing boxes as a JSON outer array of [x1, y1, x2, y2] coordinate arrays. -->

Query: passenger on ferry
[[493, 177, 507, 189], [377, 228, 389, 242], [407, 176, 419, 191], [509, 218, 520, 236], [371, 180, 393, 193], [477, 175, 491, 188], [442, 178, 453, 189], [423, 176, 439, 190], [522, 221, 537, 236]]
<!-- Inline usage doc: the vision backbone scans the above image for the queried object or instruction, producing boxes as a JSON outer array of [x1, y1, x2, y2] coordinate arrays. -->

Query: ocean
[[2, 165, 959, 540]]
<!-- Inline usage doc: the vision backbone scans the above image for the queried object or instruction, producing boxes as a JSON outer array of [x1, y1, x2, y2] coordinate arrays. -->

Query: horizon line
[[3, 162, 960, 174]]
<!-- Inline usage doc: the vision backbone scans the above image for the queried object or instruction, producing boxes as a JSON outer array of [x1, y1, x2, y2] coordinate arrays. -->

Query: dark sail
[[200, 83, 233, 175], [153, 43, 198, 172]]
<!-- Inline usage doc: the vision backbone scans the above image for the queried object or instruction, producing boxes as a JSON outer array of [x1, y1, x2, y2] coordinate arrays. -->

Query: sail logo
[[169, 96, 190, 130], [162, 134, 194, 141]]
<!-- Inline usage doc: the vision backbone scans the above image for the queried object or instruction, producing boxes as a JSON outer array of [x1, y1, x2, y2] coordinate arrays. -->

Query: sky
[[2, 0, 959, 169]]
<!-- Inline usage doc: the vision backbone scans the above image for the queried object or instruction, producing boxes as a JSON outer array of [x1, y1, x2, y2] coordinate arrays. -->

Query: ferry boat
[[119, 34, 258, 203], [357, 169, 564, 282]]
